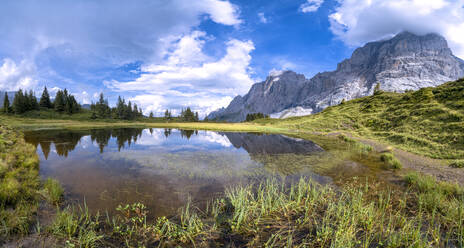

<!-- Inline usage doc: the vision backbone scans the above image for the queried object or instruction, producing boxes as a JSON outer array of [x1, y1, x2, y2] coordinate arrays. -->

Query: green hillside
[[258, 79, 464, 159]]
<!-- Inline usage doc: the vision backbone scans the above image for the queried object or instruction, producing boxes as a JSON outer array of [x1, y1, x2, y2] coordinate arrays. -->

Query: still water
[[24, 128, 341, 218]]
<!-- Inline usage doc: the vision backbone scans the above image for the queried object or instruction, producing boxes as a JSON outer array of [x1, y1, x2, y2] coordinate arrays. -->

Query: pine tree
[[194, 112, 199, 122], [164, 109, 170, 119], [116, 96, 125, 119], [182, 107, 195, 122], [3, 92, 10, 113], [13, 89, 26, 114], [96, 93, 108, 118], [149, 111, 154, 118], [54, 90, 65, 112], [39, 86, 52, 108], [28, 90, 39, 110], [133, 103, 139, 118]]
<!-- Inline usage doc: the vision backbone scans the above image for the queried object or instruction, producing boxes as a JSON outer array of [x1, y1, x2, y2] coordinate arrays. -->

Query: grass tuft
[[42, 178, 64, 205], [450, 160, 464, 168], [380, 152, 403, 169]]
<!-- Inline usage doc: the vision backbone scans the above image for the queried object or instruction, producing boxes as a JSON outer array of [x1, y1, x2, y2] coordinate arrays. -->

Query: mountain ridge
[[208, 32, 464, 122]]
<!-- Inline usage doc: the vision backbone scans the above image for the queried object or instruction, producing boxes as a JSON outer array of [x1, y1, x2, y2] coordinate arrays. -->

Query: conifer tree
[[28, 90, 39, 110], [96, 93, 109, 118], [116, 96, 125, 119], [149, 111, 154, 118], [3, 92, 10, 113], [39, 86, 52, 108], [126, 101, 133, 120], [13, 89, 26, 114], [54, 90, 65, 112]]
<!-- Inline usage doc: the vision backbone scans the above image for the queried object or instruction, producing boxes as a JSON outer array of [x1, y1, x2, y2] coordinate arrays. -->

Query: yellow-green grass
[[256, 78, 464, 160], [45, 174, 464, 247], [0, 125, 40, 239], [0, 115, 285, 133]]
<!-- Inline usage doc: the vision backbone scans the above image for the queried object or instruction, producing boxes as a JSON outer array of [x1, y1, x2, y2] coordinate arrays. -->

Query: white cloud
[[0, 58, 37, 91], [300, 0, 324, 13], [199, 0, 242, 26], [106, 31, 255, 117], [258, 12, 268, 23], [329, 0, 464, 58], [0, 0, 242, 92], [198, 132, 232, 147]]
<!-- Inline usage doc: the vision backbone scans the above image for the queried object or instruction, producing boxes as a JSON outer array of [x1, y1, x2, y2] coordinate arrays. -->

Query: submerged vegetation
[[27, 175, 463, 247]]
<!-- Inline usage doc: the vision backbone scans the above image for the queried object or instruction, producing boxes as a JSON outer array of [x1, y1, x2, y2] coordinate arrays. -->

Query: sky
[[0, 0, 463, 117]]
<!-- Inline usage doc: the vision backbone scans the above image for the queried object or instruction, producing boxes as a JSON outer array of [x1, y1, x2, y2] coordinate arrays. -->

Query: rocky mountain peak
[[208, 32, 464, 122]]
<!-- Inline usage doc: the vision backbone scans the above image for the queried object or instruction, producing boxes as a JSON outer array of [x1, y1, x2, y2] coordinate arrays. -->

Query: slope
[[257, 78, 464, 159]]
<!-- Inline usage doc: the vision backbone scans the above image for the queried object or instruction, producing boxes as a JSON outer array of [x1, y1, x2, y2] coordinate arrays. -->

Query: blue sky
[[0, 0, 463, 116]]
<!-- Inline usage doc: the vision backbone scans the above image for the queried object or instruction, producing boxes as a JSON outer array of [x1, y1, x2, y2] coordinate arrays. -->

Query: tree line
[[90, 93, 144, 120], [245, 112, 269, 122], [2, 87, 204, 122], [2, 87, 80, 114]]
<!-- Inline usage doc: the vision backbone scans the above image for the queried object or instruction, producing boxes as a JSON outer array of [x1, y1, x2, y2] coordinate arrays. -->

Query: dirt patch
[[354, 136, 464, 186]]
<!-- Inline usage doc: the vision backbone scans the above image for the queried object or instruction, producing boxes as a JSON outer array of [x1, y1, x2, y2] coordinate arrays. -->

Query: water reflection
[[25, 128, 204, 158], [24, 128, 331, 218]]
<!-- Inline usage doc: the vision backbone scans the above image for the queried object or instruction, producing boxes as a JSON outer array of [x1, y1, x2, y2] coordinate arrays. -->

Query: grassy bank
[[0, 115, 284, 134], [0, 125, 40, 239], [256, 78, 464, 160], [41, 173, 463, 247]]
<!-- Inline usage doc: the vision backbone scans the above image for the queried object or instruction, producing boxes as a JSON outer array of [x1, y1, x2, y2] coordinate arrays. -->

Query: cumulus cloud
[[300, 0, 324, 13], [105, 31, 255, 117], [329, 0, 464, 58], [0, 59, 37, 91], [0, 0, 241, 92]]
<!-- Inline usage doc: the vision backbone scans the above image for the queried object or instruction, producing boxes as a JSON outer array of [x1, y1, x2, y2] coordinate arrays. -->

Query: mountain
[[208, 32, 464, 122], [223, 133, 323, 155], [259, 78, 464, 159]]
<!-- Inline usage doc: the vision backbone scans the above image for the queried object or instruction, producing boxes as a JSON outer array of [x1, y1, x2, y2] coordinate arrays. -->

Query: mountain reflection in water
[[24, 128, 330, 218]]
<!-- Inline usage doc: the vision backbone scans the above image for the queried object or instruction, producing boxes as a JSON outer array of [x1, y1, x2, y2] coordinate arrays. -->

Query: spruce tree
[[149, 111, 154, 118], [3, 92, 10, 113], [13, 89, 26, 114], [54, 90, 65, 112], [127, 101, 133, 120], [96, 93, 108, 118], [39, 86, 52, 108], [28, 90, 39, 110], [116, 96, 124, 119]]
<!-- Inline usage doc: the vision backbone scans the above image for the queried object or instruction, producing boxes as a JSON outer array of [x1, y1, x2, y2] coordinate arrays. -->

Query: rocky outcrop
[[208, 32, 464, 122]]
